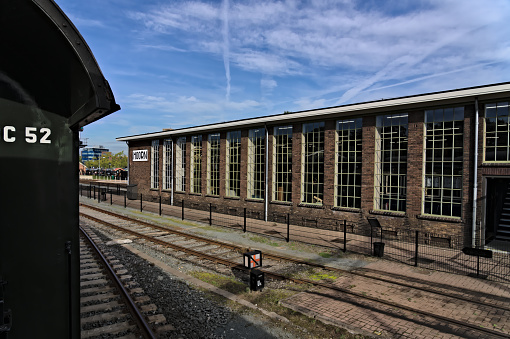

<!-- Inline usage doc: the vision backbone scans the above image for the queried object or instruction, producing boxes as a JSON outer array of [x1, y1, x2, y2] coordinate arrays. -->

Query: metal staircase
[[497, 184, 510, 242]]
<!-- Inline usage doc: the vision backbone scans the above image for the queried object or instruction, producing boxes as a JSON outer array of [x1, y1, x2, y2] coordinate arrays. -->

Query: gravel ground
[[79, 197, 373, 271], [79, 198, 373, 338], [84, 220, 298, 339]]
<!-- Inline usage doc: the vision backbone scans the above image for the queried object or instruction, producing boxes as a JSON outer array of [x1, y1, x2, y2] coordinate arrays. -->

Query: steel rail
[[80, 203, 510, 313], [80, 210, 510, 339], [80, 203, 249, 252], [79, 226, 157, 339], [80, 212, 246, 270], [260, 271, 510, 338]]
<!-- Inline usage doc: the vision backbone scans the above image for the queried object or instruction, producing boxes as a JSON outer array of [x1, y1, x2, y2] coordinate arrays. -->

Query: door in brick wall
[[484, 177, 510, 246]]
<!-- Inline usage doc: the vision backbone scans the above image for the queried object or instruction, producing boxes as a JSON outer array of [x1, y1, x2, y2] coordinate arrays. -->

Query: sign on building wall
[[132, 149, 148, 161]]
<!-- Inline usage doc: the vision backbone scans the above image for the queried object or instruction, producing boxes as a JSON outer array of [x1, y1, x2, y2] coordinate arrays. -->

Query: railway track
[[79, 203, 510, 338], [80, 224, 166, 338]]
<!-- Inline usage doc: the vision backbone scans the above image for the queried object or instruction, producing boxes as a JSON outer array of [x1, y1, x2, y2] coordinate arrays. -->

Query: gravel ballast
[[83, 220, 297, 339]]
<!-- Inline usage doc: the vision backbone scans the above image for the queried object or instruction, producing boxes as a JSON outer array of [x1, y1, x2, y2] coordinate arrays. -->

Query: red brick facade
[[122, 84, 510, 247]]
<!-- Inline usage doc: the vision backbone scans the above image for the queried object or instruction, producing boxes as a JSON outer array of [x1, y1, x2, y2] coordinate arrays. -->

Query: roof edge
[[117, 81, 510, 142]]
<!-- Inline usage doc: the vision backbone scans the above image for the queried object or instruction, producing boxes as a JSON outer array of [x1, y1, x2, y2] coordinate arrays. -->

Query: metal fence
[[79, 183, 510, 283]]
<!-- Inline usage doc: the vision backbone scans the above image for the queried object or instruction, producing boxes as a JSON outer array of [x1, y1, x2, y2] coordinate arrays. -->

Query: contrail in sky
[[222, 0, 230, 102]]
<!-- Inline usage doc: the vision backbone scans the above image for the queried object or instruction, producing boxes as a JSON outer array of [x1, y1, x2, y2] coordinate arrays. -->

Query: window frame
[[247, 128, 266, 200], [423, 106, 464, 218], [374, 113, 408, 212], [301, 122, 324, 205], [151, 140, 159, 189], [190, 135, 202, 194], [484, 101, 510, 163], [335, 118, 362, 209], [273, 125, 293, 202], [207, 133, 220, 196], [226, 131, 241, 197], [175, 137, 186, 192], [163, 139, 172, 190]]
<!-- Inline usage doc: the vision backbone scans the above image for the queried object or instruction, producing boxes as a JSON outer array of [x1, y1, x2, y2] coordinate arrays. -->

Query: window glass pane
[[273, 126, 292, 202], [226, 131, 241, 197], [175, 137, 186, 191], [302, 122, 324, 204], [151, 140, 159, 189], [423, 107, 463, 217], [207, 134, 220, 195], [335, 119, 362, 208], [163, 139, 172, 190], [190, 135, 202, 193], [248, 128, 265, 199], [484, 101, 510, 162], [374, 114, 407, 212]]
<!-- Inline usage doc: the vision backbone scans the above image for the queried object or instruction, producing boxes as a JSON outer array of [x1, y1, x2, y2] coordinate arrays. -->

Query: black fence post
[[93, 186, 96, 200], [209, 203, 212, 226], [415, 231, 419, 267], [117, 184, 120, 195], [182, 200, 184, 220], [243, 208, 247, 233], [370, 221, 373, 249], [124, 191, 126, 208], [343, 220, 347, 253], [287, 213, 290, 242], [110, 191, 112, 205], [140, 194, 143, 212], [98, 187, 101, 203], [89, 183, 92, 199]]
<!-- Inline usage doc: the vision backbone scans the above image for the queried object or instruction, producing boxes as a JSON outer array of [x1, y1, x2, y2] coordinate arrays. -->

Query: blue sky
[[55, 0, 510, 155]]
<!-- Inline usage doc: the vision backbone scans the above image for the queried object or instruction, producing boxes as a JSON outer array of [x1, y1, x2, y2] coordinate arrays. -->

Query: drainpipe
[[171, 138, 174, 206], [126, 141, 130, 184], [265, 124, 269, 222], [472, 98, 479, 247]]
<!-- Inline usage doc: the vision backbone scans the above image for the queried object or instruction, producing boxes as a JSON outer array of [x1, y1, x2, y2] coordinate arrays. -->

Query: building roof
[[117, 82, 510, 142]]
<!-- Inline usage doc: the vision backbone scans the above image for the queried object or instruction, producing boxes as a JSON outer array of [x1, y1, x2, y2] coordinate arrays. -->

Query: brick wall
[[126, 101, 510, 246]]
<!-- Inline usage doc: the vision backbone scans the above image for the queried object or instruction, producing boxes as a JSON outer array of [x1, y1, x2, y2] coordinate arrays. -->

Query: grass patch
[[319, 252, 332, 258], [287, 241, 322, 253], [190, 271, 247, 295], [248, 235, 281, 247], [288, 267, 341, 282], [197, 225, 228, 233], [308, 272, 338, 281]]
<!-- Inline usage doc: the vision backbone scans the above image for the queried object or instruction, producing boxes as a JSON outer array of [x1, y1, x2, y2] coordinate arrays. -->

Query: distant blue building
[[81, 146, 109, 162]]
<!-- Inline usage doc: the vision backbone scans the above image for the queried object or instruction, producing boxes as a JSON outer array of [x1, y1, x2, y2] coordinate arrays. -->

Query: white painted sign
[[1, 126, 51, 144], [132, 149, 148, 161]]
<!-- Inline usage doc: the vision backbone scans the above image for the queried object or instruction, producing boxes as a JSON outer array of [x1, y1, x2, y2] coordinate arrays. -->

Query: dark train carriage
[[0, 1, 119, 338]]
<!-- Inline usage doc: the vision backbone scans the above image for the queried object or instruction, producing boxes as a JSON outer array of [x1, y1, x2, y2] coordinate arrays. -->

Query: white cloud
[[261, 78, 277, 91], [125, 0, 509, 108], [137, 44, 187, 52], [294, 98, 327, 111], [67, 15, 106, 28], [131, 0, 509, 77], [123, 92, 260, 123]]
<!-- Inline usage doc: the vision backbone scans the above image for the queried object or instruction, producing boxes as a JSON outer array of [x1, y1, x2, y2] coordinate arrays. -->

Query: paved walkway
[[282, 260, 510, 338], [79, 194, 510, 338]]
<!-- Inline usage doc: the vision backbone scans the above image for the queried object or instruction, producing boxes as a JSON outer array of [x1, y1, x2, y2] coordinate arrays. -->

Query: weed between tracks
[[190, 272, 248, 294], [190, 270, 364, 339]]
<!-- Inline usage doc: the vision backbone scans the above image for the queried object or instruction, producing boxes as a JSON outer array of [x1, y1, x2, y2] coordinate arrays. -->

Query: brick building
[[117, 82, 510, 248]]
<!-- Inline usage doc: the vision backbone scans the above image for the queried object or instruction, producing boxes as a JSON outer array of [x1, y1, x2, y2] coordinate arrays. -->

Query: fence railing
[[79, 183, 510, 283]]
